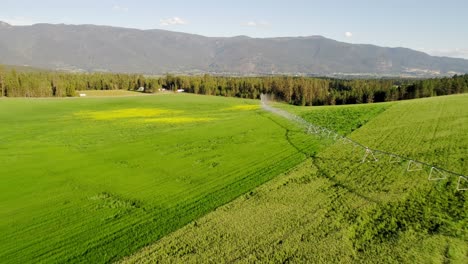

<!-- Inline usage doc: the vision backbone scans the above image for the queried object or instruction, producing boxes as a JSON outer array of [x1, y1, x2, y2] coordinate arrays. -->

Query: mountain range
[[1, 21, 467, 77]]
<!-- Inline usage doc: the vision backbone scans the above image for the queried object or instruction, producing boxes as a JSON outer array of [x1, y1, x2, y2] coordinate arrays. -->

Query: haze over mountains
[[1, 22, 468, 77]]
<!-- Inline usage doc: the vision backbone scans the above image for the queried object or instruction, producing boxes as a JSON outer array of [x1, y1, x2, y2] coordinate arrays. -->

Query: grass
[[0, 93, 316, 263], [122, 94, 468, 263]]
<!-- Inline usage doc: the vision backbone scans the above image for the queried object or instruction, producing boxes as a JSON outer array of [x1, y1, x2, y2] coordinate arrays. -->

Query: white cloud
[[113, 5, 129, 12], [244, 20, 270, 27], [0, 16, 35, 26], [159, 17, 187, 26], [345, 31, 353, 38]]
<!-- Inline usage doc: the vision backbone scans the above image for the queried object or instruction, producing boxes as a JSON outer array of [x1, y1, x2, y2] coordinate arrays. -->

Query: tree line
[[0, 65, 467, 105], [164, 74, 468, 105], [0, 66, 162, 97]]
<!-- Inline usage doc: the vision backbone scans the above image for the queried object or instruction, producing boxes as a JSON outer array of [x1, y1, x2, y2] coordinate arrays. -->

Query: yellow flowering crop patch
[[75, 108, 178, 120], [224, 105, 260, 111], [142, 117, 216, 124]]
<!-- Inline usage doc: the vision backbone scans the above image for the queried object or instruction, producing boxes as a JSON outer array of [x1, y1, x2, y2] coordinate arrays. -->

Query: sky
[[1, 0, 468, 59]]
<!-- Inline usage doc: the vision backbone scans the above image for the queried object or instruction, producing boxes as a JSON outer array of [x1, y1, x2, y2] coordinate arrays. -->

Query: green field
[[0, 94, 317, 263], [1, 93, 467, 263], [122, 94, 468, 263]]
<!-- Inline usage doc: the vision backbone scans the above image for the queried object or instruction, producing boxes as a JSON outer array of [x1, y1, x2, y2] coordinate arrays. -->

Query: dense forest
[[0, 65, 467, 105]]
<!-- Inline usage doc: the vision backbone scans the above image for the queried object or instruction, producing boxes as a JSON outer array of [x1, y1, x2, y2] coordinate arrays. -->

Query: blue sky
[[1, 0, 468, 58]]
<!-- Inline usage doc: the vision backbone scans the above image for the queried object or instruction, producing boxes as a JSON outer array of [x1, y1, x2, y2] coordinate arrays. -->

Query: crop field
[[0, 93, 320, 263], [122, 94, 468, 263]]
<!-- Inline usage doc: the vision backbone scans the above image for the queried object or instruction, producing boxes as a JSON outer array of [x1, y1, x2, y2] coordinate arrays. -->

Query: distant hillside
[[0, 64, 45, 73], [1, 22, 468, 76]]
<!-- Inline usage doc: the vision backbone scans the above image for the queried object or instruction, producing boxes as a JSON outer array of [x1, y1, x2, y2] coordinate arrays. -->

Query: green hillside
[[122, 94, 468, 263]]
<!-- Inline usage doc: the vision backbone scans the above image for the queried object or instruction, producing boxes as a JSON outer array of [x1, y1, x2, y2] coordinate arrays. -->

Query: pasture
[[0, 93, 315, 263], [122, 94, 468, 263]]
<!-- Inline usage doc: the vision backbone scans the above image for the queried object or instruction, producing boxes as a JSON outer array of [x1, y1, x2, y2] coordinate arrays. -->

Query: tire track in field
[[428, 99, 446, 169]]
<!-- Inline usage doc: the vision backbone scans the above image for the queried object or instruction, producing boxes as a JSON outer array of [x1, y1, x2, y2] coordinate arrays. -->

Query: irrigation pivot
[[260, 94, 467, 191]]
